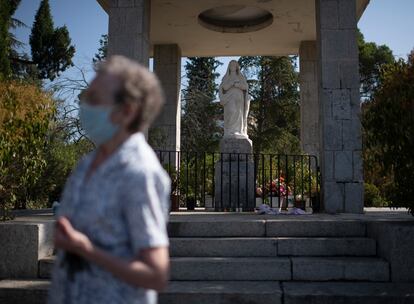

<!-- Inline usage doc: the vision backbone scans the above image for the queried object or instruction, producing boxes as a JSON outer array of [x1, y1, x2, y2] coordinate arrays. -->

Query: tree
[[30, 0, 75, 80], [358, 29, 395, 99], [238, 56, 301, 154], [0, 0, 21, 78], [0, 80, 55, 219], [93, 34, 108, 64], [181, 57, 222, 152], [30, 98, 93, 206], [362, 50, 414, 215]]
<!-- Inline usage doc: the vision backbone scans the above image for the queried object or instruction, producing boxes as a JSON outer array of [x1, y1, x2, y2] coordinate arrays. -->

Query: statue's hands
[[233, 81, 240, 88]]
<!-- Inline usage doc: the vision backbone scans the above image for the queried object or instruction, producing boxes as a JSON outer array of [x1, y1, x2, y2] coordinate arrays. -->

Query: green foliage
[[30, 0, 75, 80], [93, 34, 108, 64], [364, 183, 388, 207], [358, 29, 395, 99], [148, 126, 168, 150], [32, 137, 92, 206], [362, 51, 414, 215], [181, 57, 222, 152], [30, 98, 93, 206], [238, 56, 301, 154], [0, 0, 21, 78], [0, 80, 55, 220]]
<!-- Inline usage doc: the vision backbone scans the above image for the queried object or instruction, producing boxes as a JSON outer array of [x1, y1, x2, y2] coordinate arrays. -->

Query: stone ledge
[[368, 221, 414, 282], [0, 221, 54, 279]]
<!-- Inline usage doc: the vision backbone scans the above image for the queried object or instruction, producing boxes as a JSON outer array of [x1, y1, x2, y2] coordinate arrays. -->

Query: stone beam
[[316, 0, 363, 213]]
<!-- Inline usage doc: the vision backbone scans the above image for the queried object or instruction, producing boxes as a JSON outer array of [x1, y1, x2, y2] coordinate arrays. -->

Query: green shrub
[[364, 183, 388, 207], [0, 81, 55, 219]]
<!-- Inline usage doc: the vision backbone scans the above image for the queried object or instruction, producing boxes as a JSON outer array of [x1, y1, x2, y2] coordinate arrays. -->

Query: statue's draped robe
[[219, 73, 249, 138]]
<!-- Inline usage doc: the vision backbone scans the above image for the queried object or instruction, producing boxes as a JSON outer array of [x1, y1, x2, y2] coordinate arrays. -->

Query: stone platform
[[214, 137, 255, 211], [1, 209, 413, 303]]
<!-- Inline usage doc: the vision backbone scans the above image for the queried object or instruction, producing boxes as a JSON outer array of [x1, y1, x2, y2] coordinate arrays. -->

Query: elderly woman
[[48, 56, 170, 304]]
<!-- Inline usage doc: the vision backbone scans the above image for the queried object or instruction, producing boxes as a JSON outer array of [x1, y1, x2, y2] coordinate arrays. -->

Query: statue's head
[[227, 60, 240, 75]]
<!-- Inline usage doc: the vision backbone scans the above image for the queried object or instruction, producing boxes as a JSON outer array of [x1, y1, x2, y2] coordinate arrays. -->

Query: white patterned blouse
[[48, 132, 170, 304]]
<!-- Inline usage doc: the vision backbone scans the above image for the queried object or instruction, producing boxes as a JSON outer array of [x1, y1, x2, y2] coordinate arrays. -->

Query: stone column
[[107, 0, 150, 137], [107, 0, 150, 66], [151, 44, 182, 167], [299, 41, 320, 158], [315, 0, 363, 213]]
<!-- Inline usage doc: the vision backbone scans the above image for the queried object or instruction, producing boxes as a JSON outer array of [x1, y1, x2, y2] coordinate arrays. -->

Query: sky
[[12, 0, 414, 90]]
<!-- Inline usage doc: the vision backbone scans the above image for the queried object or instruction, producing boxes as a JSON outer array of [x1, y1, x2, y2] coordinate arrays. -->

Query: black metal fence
[[155, 151, 320, 212]]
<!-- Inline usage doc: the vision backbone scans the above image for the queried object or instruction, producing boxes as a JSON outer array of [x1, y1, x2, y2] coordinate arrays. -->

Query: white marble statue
[[219, 60, 250, 139]]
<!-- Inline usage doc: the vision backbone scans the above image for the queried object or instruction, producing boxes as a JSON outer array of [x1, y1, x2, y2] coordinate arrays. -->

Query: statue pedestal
[[214, 137, 255, 211]]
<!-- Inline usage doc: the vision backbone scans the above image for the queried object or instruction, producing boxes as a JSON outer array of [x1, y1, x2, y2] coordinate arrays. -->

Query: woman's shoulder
[[69, 150, 95, 178], [122, 158, 169, 187]]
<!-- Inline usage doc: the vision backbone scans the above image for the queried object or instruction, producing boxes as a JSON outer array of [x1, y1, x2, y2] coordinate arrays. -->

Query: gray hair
[[96, 55, 164, 132]]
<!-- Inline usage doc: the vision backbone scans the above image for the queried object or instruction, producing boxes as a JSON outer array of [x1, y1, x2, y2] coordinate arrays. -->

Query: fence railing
[[155, 151, 320, 212]]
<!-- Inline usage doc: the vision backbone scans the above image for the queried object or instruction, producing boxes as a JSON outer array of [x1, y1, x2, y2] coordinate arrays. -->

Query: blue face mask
[[79, 103, 119, 146]]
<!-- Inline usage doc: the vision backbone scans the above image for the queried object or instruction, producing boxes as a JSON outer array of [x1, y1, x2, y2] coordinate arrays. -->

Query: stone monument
[[214, 60, 255, 211]]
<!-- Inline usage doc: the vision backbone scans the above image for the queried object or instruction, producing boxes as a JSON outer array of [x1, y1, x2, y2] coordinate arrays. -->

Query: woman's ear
[[124, 101, 141, 126], [110, 102, 127, 126]]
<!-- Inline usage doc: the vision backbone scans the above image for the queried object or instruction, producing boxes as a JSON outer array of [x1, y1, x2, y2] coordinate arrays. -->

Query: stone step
[[277, 237, 376, 256], [0, 279, 49, 304], [170, 237, 278, 257], [170, 237, 376, 257], [170, 257, 291, 281], [168, 218, 367, 237], [38, 256, 389, 281], [2, 280, 414, 304], [266, 219, 368, 237], [291, 257, 389, 281], [38, 256, 54, 279], [168, 219, 266, 237], [160, 281, 282, 304], [170, 257, 389, 281], [282, 282, 414, 304]]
